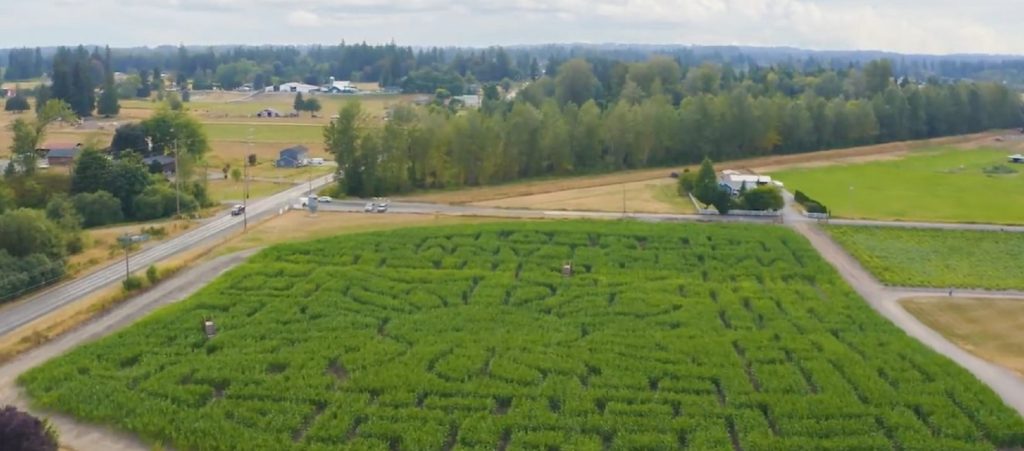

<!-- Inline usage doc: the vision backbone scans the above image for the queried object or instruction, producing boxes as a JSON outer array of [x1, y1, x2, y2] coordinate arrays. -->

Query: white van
[[309, 158, 325, 166]]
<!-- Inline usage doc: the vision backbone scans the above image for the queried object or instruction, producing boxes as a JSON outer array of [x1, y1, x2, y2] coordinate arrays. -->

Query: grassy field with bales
[[770, 147, 1024, 224], [19, 221, 1024, 450]]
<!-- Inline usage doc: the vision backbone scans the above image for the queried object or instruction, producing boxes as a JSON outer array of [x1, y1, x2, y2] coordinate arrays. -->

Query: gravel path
[[0, 250, 258, 451]]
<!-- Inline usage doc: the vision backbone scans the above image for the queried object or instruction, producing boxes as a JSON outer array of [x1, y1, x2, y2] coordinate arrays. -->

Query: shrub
[[146, 265, 159, 285], [677, 172, 697, 195], [740, 185, 784, 211], [122, 275, 143, 292], [793, 190, 828, 215], [141, 226, 167, 239], [5, 95, 31, 113], [0, 405, 58, 451], [72, 191, 123, 228]]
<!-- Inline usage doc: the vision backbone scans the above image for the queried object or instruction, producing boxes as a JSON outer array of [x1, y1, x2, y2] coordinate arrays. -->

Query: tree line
[[327, 58, 1023, 198]]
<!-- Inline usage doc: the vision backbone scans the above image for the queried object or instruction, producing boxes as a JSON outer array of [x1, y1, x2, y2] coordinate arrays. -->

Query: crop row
[[826, 225, 1024, 290], [19, 221, 1024, 450]]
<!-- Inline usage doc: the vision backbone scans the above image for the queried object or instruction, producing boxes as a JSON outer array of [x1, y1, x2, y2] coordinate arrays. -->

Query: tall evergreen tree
[[97, 46, 120, 117]]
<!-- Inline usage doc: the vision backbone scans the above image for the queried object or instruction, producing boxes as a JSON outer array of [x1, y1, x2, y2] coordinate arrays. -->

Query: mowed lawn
[[203, 122, 324, 142], [770, 148, 1024, 224], [827, 225, 1024, 290]]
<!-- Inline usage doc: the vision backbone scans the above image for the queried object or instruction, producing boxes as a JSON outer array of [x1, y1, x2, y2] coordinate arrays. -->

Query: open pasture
[[18, 221, 1024, 450], [827, 226, 1024, 291], [472, 179, 695, 214], [770, 148, 1024, 224], [902, 297, 1024, 377], [203, 122, 324, 143]]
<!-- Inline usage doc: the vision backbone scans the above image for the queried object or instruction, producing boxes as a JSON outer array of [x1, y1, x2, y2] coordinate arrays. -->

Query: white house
[[324, 80, 358, 93], [719, 170, 780, 195], [265, 82, 321, 94]]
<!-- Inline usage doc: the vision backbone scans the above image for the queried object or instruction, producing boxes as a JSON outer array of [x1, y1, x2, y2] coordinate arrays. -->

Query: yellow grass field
[[66, 218, 195, 276], [473, 178, 695, 214], [206, 179, 291, 203], [902, 297, 1024, 376]]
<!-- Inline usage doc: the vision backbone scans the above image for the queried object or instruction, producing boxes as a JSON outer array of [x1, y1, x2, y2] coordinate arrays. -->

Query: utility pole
[[124, 242, 130, 281], [621, 184, 626, 217], [244, 129, 253, 231], [173, 136, 181, 218]]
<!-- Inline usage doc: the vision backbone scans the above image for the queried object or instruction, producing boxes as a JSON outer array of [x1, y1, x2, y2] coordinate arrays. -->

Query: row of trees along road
[[1, 103, 212, 301], [326, 58, 1024, 197]]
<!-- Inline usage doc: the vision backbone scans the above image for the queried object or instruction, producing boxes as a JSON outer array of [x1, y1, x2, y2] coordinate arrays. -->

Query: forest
[[327, 58, 1023, 197], [6, 43, 1024, 92]]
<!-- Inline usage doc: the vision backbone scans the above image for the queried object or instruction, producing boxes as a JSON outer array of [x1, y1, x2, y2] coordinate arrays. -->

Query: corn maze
[[19, 222, 1024, 450]]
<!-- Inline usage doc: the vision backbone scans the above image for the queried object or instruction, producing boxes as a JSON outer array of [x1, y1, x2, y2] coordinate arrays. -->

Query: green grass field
[[827, 226, 1024, 290], [19, 221, 1024, 450], [770, 148, 1024, 224], [203, 123, 324, 143]]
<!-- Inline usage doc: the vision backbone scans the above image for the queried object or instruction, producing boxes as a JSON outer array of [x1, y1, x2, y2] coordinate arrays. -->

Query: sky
[[2, 0, 1021, 55]]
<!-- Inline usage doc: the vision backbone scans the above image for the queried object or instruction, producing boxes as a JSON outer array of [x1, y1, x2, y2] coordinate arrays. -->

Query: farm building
[[719, 170, 780, 195], [454, 95, 482, 108], [276, 145, 309, 168], [324, 80, 358, 93], [142, 155, 176, 175], [1009, 154, 1024, 164], [39, 143, 82, 166], [265, 82, 320, 94]]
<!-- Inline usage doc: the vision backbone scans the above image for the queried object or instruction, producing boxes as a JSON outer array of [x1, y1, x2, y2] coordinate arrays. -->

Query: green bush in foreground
[[827, 225, 1024, 290], [19, 221, 1024, 450]]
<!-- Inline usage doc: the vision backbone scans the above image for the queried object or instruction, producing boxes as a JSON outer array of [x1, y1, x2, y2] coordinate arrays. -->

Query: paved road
[[0, 174, 333, 337], [0, 250, 258, 451]]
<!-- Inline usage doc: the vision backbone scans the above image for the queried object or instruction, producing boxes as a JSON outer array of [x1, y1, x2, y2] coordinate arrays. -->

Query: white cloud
[[287, 10, 323, 27], [0, 0, 1022, 55]]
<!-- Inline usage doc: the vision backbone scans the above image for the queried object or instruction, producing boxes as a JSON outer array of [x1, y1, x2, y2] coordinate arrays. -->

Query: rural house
[[276, 145, 309, 168], [39, 143, 82, 166], [142, 155, 176, 175], [1009, 154, 1024, 164], [718, 170, 780, 195]]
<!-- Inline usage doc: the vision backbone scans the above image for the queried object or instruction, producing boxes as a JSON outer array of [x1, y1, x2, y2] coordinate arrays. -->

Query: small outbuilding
[[276, 145, 310, 168], [40, 143, 82, 166], [256, 108, 283, 118]]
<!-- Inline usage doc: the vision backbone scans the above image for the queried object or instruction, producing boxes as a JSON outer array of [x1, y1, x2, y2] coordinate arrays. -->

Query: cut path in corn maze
[[14, 221, 1024, 451]]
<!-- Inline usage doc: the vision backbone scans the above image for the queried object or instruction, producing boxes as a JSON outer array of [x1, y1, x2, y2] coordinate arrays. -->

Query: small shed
[[41, 143, 82, 166], [276, 145, 309, 168], [1009, 154, 1024, 164]]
